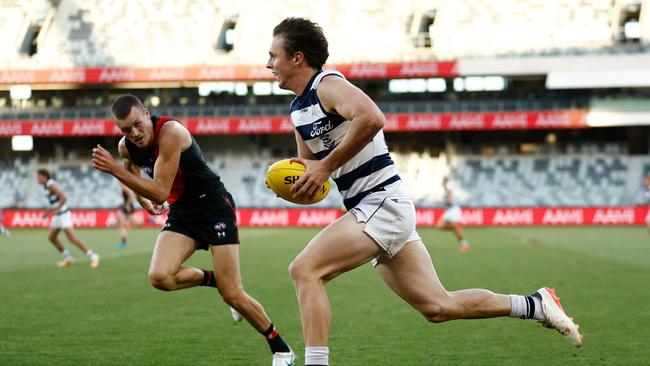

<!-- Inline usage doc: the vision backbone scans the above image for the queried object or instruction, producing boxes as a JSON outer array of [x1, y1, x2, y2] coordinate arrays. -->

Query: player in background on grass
[[91, 94, 294, 366], [116, 183, 135, 248], [267, 17, 583, 366], [37, 169, 100, 268], [0, 210, 10, 237], [437, 176, 470, 252], [643, 175, 650, 234]]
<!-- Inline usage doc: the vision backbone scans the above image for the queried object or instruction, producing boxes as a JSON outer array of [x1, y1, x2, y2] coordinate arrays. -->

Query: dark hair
[[37, 169, 50, 179], [111, 94, 145, 119], [273, 17, 329, 69]]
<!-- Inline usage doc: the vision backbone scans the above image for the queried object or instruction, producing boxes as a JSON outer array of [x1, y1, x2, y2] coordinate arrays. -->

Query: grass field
[[1, 226, 649, 365]]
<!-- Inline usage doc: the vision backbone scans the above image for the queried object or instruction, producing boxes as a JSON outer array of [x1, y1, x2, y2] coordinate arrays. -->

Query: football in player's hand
[[265, 159, 330, 204]]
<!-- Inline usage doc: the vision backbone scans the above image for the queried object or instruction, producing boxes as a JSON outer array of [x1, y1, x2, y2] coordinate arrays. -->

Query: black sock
[[200, 269, 217, 287], [261, 324, 291, 354]]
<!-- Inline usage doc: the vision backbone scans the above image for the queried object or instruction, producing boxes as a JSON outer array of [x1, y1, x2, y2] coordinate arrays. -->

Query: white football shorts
[[441, 204, 462, 223], [349, 181, 421, 259], [51, 211, 73, 229]]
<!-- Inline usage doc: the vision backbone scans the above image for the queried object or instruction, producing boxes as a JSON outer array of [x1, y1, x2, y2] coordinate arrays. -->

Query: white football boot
[[230, 306, 243, 323], [536, 287, 583, 347], [272, 348, 296, 366]]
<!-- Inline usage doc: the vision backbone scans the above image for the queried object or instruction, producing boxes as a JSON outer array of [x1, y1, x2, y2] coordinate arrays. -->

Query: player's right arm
[[92, 122, 186, 205], [117, 138, 162, 215]]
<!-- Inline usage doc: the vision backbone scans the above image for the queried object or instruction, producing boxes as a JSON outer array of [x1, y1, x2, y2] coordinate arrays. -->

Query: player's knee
[[288, 258, 317, 284], [148, 271, 175, 291], [218, 286, 245, 308]]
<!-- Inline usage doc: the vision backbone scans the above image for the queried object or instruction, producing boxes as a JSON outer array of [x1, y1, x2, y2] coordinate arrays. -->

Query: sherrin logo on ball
[[265, 159, 330, 205]]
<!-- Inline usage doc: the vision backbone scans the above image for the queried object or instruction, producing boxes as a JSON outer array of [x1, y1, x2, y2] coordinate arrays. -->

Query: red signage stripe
[[3, 206, 646, 228], [0, 110, 587, 137]]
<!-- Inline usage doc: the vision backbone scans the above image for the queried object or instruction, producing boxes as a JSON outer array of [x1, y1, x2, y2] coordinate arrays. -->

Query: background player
[[91, 94, 294, 366], [0, 209, 10, 237], [437, 176, 470, 252], [116, 183, 135, 248], [268, 17, 583, 366], [643, 175, 650, 234], [37, 169, 100, 268]]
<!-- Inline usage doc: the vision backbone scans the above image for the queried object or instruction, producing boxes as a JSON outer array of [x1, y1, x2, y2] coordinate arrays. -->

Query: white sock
[[460, 239, 469, 246], [305, 346, 329, 366], [509, 294, 545, 320], [61, 249, 72, 259], [509, 295, 527, 319], [86, 249, 95, 258]]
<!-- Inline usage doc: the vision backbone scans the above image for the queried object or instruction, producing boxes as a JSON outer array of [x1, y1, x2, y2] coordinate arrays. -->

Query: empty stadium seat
[[2, 152, 649, 209]]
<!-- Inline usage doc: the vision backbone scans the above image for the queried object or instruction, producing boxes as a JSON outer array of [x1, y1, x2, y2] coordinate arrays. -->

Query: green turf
[[1, 226, 649, 365]]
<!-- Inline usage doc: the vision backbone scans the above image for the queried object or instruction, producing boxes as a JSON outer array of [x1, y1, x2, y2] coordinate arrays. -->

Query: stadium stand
[[2, 0, 647, 69], [430, 0, 645, 59], [3, 150, 650, 209], [0, 0, 435, 68]]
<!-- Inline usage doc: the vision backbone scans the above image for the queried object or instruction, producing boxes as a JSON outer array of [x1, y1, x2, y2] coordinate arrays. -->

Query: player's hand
[[289, 157, 331, 201], [91, 144, 118, 174], [41, 211, 49, 219], [148, 203, 168, 215]]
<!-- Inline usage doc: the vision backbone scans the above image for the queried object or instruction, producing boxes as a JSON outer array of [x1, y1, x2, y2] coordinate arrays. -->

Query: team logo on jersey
[[214, 222, 227, 231], [320, 134, 335, 149], [142, 166, 153, 175]]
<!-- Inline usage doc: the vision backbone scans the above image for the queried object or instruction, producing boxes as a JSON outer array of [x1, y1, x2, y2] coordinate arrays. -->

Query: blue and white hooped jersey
[[43, 179, 69, 214], [290, 70, 400, 210]]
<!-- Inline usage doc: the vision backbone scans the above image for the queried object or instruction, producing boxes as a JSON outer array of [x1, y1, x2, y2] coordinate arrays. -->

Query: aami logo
[[492, 209, 534, 225], [592, 208, 634, 225], [542, 209, 583, 225], [214, 222, 227, 231], [72, 212, 97, 227], [284, 176, 301, 185], [297, 210, 339, 226], [461, 209, 484, 226], [10, 211, 49, 227], [250, 210, 289, 226]]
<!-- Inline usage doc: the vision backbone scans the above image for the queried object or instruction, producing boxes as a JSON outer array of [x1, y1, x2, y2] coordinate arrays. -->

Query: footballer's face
[[36, 173, 47, 185], [115, 106, 153, 149], [266, 35, 293, 90]]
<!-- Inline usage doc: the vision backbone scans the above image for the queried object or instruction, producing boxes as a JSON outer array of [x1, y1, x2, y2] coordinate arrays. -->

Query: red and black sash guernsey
[[124, 116, 225, 205]]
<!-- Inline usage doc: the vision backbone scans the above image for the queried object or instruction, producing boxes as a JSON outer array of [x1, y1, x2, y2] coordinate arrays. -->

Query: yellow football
[[265, 159, 330, 205]]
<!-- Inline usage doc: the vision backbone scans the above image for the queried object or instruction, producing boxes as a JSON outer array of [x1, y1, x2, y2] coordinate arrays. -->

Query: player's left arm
[[291, 76, 384, 199]]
